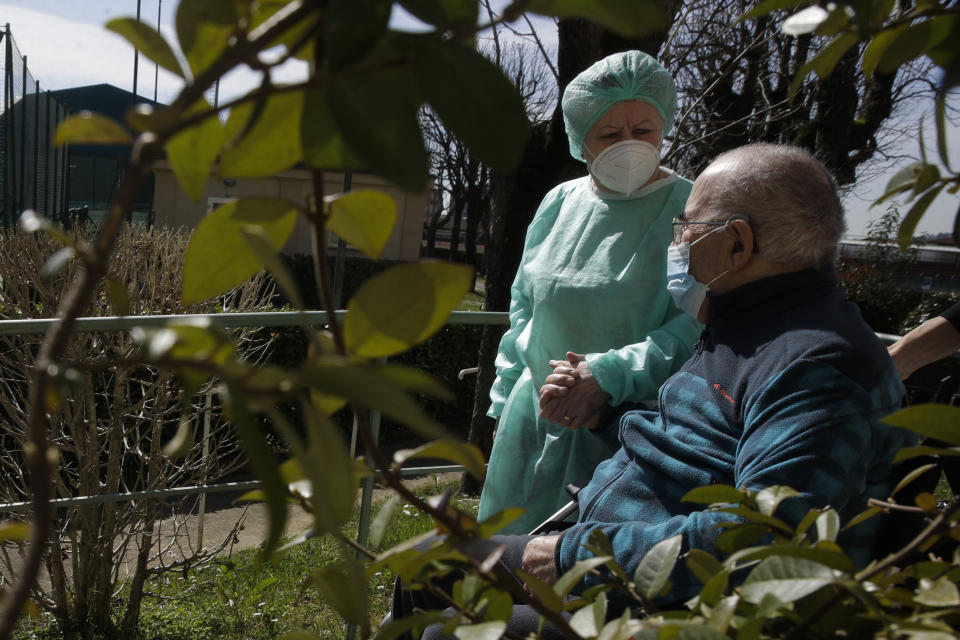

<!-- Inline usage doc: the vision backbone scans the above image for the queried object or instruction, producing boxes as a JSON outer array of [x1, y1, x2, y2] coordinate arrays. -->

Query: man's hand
[[522, 534, 560, 585], [538, 352, 611, 429]]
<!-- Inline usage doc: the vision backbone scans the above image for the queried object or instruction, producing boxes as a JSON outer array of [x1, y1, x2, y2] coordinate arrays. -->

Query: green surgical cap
[[562, 50, 677, 162]]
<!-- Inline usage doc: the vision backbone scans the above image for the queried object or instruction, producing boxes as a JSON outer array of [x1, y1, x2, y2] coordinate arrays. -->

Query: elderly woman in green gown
[[478, 51, 703, 534]]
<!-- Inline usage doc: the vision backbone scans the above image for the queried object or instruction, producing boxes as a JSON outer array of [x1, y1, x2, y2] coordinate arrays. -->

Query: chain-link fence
[[1, 23, 70, 228]]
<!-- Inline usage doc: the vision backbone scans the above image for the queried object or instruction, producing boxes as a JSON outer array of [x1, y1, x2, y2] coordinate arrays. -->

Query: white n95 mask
[[588, 140, 660, 195]]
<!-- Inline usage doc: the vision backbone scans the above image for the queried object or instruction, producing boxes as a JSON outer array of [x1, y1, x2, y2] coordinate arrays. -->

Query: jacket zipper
[[578, 463, 629, 521]]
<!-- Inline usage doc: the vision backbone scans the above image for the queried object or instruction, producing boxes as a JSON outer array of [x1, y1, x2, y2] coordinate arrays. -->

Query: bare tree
[[0, 224, 273, 636], [661, 0, 934, 185], [422, 39, 556, 293]]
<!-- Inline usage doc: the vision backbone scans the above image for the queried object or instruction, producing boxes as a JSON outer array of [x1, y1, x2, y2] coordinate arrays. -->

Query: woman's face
[[583, 100, 665, 159]]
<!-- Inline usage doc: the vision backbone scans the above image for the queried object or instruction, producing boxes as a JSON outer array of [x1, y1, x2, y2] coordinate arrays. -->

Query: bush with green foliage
[[0, 224, 273, 637], [836, 206, 959, 335]]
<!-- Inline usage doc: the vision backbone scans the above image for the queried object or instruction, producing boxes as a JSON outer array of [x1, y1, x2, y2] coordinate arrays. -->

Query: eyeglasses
[[671, 214, 756, 249]]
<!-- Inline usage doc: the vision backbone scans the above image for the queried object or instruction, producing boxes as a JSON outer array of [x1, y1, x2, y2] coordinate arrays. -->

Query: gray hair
[[698, 143, 845, 268]]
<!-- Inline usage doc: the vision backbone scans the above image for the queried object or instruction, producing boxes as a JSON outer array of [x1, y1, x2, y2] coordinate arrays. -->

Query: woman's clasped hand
[[538, 352, 612, 430]]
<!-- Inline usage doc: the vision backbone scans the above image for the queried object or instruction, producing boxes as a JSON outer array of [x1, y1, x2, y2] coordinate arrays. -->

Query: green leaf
[[378, 364, 454, 401], [165, 100, 223, 201], [106, 17, 184, 78], [862, 23, 908, 79], [515, 569, 564, 612], [55, 112, 133, 146], [914, 576, 960, 606], [377, 612, 447, 640], [893, 444, 960, 463], [914, 163, 941, 193], [597, 610, 642, 640], [40, 247, 75, 282], [223, 385, 287, 554], [326, 0, 391, 69], [220, 90, 304, 178], [881, 162, 924, 198], [400, 0, 478, 28], [300, 88, 365, 171], [478, 587, 513, 622], [182, 197, 298, 304], [706, 595, 739, 634], [452, 621, 507, 640], [883, 404, 960, 445], [477, 507, 524, 537], [684, 549, 723, 584], [814, 6, 852, 36], [369, 494, 403, 552], [815, 509, 840, 543], [740, 556, 839, 604], [891, 462, 940, 498], [697, 570, 730, 607], [788, 33, 859, 101], [162, 417, 193, 458], [715, 523, 768, 554], [935, 94, 953, 172], [674, 626, 731, 640], [300, 357, 448, 440], [305, 561, 368, 626], [715, 505, 794, 535], [240, 226, 304, 308], [682, 485, 744, 506], [176, 0, 236, 76], [755, 486, 800, 517], [554, 557, 611, 598], [327, 65, 428, 192], [634, 534, 682, 600], [898, 185, 945, 252], [395, 440, 486, 481], [876, 19, 936, 74], [727, 545, 855, 574], [0, 521, 30, 542], [103, 277, 131, 316], [326, 190, 397, 260], [410, 37, 529, 171], [344, 261, 473, 358], [739, 0, 808, 21], [569, 593, 605, 638], [301, 406, 358, 535], [525, 0, 666, 38]]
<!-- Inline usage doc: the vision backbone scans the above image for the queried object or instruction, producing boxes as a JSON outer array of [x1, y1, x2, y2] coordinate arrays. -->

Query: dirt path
[[206, 472, 462, 554], [3, 473, 462, 591]]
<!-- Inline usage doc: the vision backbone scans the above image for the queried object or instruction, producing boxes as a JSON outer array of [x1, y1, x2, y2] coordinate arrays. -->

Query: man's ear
[[727, 220, 755, 272]]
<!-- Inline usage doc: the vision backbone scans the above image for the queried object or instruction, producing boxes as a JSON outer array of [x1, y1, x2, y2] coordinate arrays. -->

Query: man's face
[[677, 169, 733, 290]]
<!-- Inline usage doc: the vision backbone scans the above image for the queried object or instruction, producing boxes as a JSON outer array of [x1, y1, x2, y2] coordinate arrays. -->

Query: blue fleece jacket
[[556, 267, 912, 603]]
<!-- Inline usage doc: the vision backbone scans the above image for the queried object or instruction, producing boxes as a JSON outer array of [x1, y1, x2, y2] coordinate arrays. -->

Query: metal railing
[[0, 310, 509, 528]]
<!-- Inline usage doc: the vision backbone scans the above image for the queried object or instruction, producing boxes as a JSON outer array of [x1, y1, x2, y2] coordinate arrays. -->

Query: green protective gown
[[478, 171, 703, 534]]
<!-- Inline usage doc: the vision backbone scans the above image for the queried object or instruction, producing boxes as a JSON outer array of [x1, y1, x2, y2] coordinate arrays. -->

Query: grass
[[14, 479, 478, 640]]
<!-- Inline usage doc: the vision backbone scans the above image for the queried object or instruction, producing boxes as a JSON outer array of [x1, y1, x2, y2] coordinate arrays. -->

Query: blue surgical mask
[[666, 226, 728, 318]]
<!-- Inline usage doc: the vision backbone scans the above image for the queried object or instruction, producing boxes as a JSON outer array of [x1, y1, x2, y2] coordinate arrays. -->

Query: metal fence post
[[197, 389, 213, 550]]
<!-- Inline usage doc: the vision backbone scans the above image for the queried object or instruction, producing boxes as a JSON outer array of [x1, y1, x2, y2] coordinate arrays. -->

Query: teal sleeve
[[586, 305, 702, 406], [487, 186, 567, 418]]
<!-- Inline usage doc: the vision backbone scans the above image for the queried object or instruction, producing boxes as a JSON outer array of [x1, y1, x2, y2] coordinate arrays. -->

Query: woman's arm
[[888, 305, 960, 380]]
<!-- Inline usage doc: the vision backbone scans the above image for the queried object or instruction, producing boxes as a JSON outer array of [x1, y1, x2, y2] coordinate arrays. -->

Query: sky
[[0, 0, 955, 238]]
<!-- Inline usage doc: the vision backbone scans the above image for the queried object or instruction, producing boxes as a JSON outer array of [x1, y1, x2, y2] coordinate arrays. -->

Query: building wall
[[151, 160, 428, 261]]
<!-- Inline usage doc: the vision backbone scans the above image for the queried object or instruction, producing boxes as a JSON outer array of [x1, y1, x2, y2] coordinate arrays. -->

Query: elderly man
[[393, 143, 912, 638]]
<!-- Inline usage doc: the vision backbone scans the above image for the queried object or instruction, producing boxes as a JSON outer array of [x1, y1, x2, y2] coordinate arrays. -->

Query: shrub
[[0, 224, 274, 637]]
